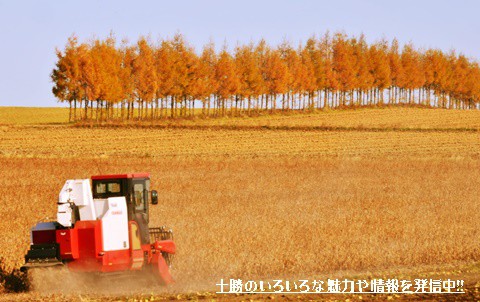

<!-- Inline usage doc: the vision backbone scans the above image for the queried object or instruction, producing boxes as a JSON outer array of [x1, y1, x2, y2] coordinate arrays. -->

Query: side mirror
[[151, 190, 158, 205]]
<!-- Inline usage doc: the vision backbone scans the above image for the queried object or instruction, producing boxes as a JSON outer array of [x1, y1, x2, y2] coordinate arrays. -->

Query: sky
[[0, 0, 479, 107]]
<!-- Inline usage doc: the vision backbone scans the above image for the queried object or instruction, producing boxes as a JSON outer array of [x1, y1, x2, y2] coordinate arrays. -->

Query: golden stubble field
[[2, 107, 480, 129], [1, 126, 480, 159], [0, 107, 480, 301], [1, 157, 480, 301]]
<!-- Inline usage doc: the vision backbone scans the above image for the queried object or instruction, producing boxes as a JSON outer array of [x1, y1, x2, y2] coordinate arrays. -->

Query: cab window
[[93, 180, 123, 198], [108, 182, 121, 193], [133, 183, 145, 211]]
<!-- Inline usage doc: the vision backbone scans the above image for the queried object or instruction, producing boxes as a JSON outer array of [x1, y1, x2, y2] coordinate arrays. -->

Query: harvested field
[[0, 107, 479, 300], [0, 107, 68, 125], [1, 158, 480, 283], [0, 125, 479, 159], [2, 107, 480, 130]]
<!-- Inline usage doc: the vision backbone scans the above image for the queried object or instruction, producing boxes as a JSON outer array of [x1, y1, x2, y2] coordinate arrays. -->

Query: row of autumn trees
[[52, 32, 480, 122]]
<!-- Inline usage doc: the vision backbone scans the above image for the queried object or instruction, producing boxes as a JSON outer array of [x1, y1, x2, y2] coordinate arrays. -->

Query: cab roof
[[91, 173, 150, 180]]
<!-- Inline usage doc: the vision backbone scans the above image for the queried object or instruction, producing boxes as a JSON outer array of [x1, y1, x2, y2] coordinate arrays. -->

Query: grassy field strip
[[1, 126, 478, 159], [73, 123, 480, 132], [2, 107, 480, 129], [0, 107, 69, 124]]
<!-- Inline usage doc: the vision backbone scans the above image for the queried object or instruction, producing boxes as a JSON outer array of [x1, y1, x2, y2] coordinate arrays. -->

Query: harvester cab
[[91, 173, 155, 244], [22, 173, 175, 285]]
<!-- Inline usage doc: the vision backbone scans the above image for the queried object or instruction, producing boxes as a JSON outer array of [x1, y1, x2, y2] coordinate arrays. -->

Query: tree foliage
[[52, 32, 480, 122]]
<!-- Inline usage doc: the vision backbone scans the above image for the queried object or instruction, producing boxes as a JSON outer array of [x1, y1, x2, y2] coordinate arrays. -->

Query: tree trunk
[[207, 96, 211, 116], [74, 99, 77, 121], [68, 101, 72, 122]]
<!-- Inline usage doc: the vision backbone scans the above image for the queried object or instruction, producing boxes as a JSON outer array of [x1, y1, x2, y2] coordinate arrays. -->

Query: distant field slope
[[1, 107, 480, 129], [0, 107, 69, 124], [1, 126, 479, 159]]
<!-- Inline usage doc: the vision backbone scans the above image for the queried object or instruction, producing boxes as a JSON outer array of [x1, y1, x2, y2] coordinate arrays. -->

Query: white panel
[[93, 199, 108, 219], [57, 180, 76, 227], [57, 179, 97, 225], [58, 180, 73, 204], [101, 197, 129, 251], [57, 203, 73, 227], [73, 180, 96, 220]]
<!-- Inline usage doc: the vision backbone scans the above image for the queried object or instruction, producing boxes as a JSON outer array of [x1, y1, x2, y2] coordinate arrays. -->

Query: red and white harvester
[[21, 173, 175, 285]]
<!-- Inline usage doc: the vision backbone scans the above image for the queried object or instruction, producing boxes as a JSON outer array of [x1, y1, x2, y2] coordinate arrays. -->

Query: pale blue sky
[[0, 0, 478, 107]]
